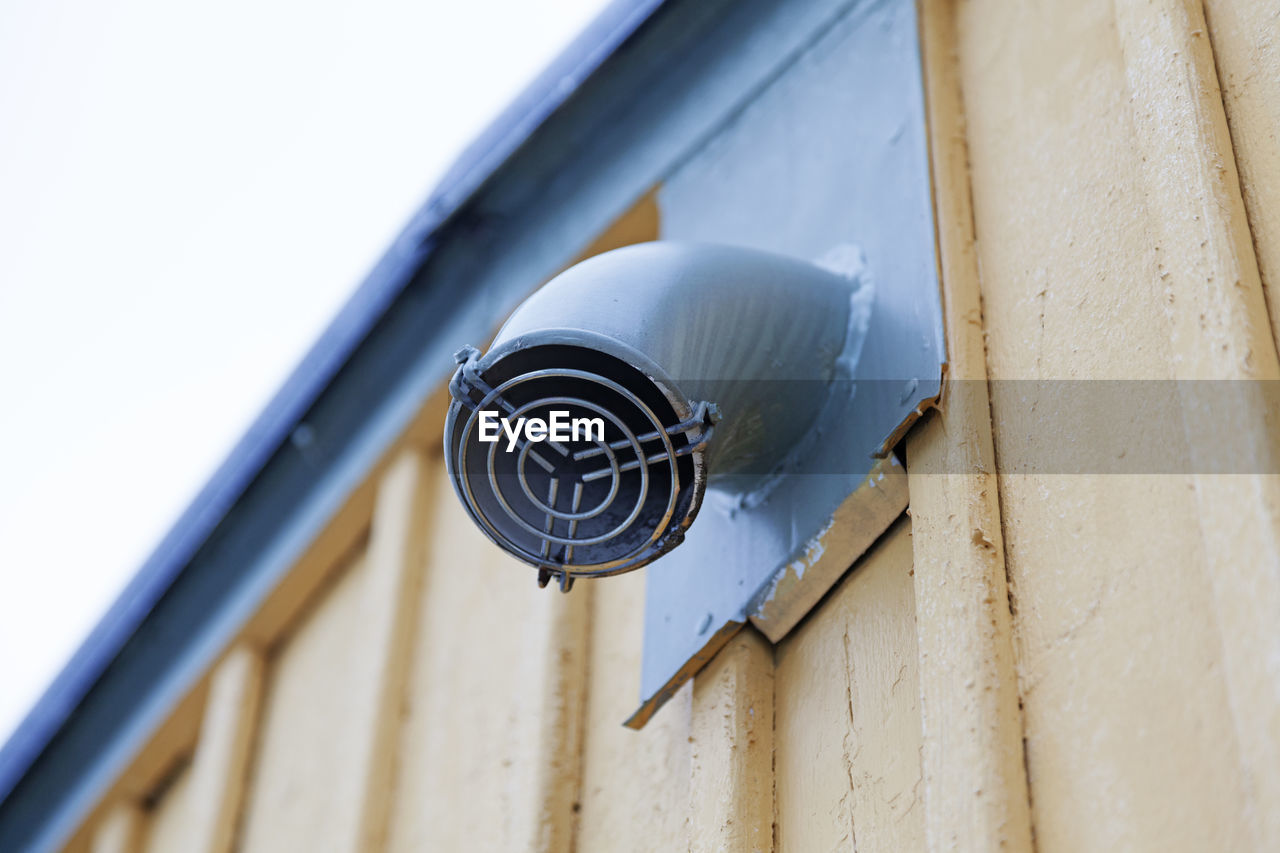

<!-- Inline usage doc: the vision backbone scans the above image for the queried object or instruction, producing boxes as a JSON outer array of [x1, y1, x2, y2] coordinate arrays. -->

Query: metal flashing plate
[[628, 0, 943, 727]]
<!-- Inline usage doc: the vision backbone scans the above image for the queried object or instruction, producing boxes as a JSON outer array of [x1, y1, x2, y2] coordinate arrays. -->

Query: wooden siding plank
[[385, 464, 589, 853], [1203, 0, 1280, 359], [90, 803, 143, 853], [955, 0, 1275, 847], [774, 518, 924, 853], [176, 645, 264, 853], [1113, 1, 1280, 846], [907, 3, 1035, 851], [238, 449, 434, 853], [689, 628, 774, 853], [577, 572, 691, 852]]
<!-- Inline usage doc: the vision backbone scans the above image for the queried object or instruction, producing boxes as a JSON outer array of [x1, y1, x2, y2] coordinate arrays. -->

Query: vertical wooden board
[[774, 518, 923, 853], [236, 547, 377, 852], [1113, 2, 1280, 845], [141, 767, 192, 853], [180, 645, 264, 853], [955, 0, 1266, 848], [240, 450, 439, 853], [908, 1, 1033, 850], [577, 571, 691, 853], [385, 464, 589, 853], [689, 628, 774, 853], [1203, 0, 1280, 356]]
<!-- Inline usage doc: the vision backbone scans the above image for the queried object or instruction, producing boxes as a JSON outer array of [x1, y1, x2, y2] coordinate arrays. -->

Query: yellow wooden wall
[[70, 0, 1280, 850], [952, 0, 1280, 849]]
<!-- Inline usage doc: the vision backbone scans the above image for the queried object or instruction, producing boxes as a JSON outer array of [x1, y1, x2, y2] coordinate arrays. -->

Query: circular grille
[[445, 345, 715, 590]]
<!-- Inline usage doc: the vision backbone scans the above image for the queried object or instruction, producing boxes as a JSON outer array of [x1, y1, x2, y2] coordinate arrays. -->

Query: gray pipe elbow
[[444, 241, 863, 589]]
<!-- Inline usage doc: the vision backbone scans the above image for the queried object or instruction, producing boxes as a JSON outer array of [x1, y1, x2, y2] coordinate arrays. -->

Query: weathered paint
[[956, 0, 1280, 848], [775, 516, 924, 851], [689, 629, 774, 853], [749, 455, 909, 642], [904, 1, 1034, 849], [1203, 0, 1280, 359], [1114, 2, 1280, 844]]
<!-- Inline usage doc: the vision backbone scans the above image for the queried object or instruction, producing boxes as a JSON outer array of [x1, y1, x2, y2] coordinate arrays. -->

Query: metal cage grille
[[445, 346, 715, 590]]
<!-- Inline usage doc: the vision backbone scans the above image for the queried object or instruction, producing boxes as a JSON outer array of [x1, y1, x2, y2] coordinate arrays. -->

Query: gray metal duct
[[444, 241, 862, 590]]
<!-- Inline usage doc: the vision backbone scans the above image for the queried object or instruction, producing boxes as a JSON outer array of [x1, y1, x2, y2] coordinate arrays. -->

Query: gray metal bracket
[[628, 0, 942, 728]]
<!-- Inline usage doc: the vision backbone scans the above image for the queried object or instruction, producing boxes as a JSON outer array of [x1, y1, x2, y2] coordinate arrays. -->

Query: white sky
[[0, 0, 605, 746]]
